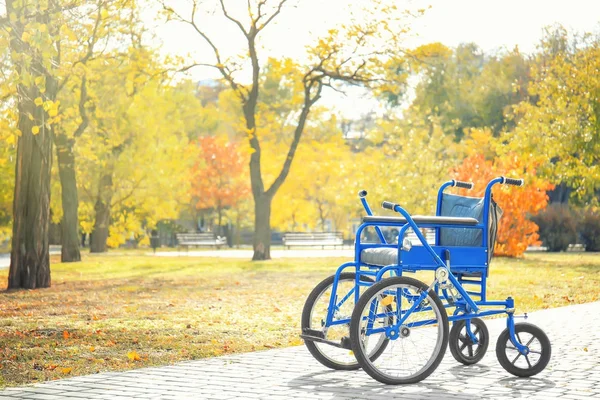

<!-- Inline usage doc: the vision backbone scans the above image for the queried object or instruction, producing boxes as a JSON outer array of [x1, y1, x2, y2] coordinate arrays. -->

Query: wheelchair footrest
[[300, 329, 352, 350]]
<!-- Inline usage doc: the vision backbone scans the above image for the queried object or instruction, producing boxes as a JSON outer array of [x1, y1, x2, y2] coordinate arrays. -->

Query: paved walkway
[[2, 301, 599, 399], [0, 247, 61, 270]]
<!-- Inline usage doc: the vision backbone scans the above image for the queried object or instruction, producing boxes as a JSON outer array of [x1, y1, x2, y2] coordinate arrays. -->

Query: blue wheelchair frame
[[324, 177, 528, 354]]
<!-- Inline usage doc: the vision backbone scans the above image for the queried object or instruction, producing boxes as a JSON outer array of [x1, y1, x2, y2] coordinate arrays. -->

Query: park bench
[[567, 243, 585, 252], [405, 228, 436, 245], [282, 232, 344, 249], [176, 233, 226, 250]]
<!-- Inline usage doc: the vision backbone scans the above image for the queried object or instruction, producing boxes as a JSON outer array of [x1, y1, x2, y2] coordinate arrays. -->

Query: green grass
[[0, 251, 598, 387]]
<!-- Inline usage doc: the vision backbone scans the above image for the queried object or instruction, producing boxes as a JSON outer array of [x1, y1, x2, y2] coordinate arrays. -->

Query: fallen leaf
[[89, 346, 95, 352], [62, 331, 69, 340], [127, 351, 140, 361], [61, 367, 72, 374]]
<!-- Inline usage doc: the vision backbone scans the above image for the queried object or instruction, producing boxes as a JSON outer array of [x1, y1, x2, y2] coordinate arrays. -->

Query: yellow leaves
[[127, 351, 141, 361], [89, 346, 95, 352], [31, 126, 40, 135], [380, 296, 394, 307], [34, 97, 43, 106], [61, 367, 72, 374], [61, 25, 78, 41]]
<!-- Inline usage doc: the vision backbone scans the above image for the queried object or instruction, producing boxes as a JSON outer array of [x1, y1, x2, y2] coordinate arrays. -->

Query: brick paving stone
[[1, 301, 599, 399]]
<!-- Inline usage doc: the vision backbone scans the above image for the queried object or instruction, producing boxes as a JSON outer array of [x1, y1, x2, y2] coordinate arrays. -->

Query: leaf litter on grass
[[0, 252, 598, 387]]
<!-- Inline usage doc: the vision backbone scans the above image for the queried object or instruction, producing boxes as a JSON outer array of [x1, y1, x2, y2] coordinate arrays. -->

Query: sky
[[149, 0, 600, 117]]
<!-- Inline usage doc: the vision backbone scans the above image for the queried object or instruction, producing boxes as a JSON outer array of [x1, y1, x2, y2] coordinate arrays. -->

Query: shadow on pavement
[[287, 369, 477, 400]]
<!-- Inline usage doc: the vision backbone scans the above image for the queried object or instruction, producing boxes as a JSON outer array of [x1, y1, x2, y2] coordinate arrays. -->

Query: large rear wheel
[[301, 272, 388, 370], [350, 276, 448, 384]]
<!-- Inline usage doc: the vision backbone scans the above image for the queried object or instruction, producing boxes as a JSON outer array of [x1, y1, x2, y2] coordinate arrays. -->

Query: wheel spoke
[[529, 350, 542, 355], [525, 354, 533, 368], [525, 336, 536, 347], [460, 342, 468, 351], [511, 352, 522, 365], [467, 345, 473, 358], [473, 326, 480, 335]]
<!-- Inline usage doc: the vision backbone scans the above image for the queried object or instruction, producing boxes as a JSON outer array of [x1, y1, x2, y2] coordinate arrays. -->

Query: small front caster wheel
[[449, 317, 489, 365], [496, 322, 551, 377]]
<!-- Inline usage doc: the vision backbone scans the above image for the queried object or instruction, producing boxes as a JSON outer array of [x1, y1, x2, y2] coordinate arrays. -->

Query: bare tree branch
[[256, 0, 287, 32], [161, 0, 247, 100], [218, 0, 248, 37], [266, 77, 322, 198], [73, 75, 90, 138]]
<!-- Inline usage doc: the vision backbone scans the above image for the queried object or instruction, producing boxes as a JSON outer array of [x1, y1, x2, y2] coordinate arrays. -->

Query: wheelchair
[[300, 177, 551, 384]]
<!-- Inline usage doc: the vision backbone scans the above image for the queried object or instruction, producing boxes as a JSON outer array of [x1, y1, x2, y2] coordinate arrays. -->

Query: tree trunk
[[55, 134, 81, 262], [7, 1, 54, 289], [217, 205, 222, 236], [90, 173, 113, 253], [252, 195, 272, 260], [8, 91, 53, 289]]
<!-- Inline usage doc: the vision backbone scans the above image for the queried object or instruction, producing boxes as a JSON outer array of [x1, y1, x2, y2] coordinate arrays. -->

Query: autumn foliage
[[191, 137, 250, 216], [452, 154, 554, 257]]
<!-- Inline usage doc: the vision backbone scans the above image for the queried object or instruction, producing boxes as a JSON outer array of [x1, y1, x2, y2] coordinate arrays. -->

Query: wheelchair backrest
[[439, 193, 503, 261]]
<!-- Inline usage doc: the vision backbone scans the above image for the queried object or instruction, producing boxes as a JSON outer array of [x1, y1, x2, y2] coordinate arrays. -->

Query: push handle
[[358, 190, 368, 198], [382, 201, 397, 210], [502, 177, 524, 186], [453, 180, 474, 189]]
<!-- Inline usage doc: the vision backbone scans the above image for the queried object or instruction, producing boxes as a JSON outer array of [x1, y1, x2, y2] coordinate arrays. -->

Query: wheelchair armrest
[[362, 215, 478, 226]]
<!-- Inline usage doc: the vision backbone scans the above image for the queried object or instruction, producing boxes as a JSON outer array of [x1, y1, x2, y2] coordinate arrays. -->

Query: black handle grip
[[358, 190, 368, 198], [453, 180, 474, 190], [503, 177, 524, 186], [382, 201, 397, 210]]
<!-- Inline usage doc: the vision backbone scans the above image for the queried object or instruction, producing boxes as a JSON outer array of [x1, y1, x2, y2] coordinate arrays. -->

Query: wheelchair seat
[[360, 193, 502, 267]]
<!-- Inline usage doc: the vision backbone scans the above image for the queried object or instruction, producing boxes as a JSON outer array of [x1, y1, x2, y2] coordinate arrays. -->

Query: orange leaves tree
[[191, 137, 250, 235], [452, 153, 554, 257]]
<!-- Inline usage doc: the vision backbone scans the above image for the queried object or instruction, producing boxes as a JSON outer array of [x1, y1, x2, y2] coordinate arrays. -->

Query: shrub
[[579, 208, 600, 252], [452, 153, 554, 257], [531, 204, 577, 252]]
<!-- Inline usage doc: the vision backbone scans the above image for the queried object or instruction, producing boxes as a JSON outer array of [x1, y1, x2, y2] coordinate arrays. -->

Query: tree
[[506, 27, 600, 201], [73, 52, 201, 252], [52, 0, 138, 262], [409, 43, 531, 140], [190, 136, 250, 235], [162, 0, 421, 259], [2, 0, 63, 288], [452, 131, 554, 257]]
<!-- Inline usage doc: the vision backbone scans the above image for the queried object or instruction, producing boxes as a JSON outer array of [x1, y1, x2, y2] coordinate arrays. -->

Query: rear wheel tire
[[301, 272, 388, 370], [350, 276, 449, 384]]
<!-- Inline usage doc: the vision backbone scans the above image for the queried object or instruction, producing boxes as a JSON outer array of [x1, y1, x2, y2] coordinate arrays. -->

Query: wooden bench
[[282, 232, 344, 249], [176, 233, 226, 250]]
